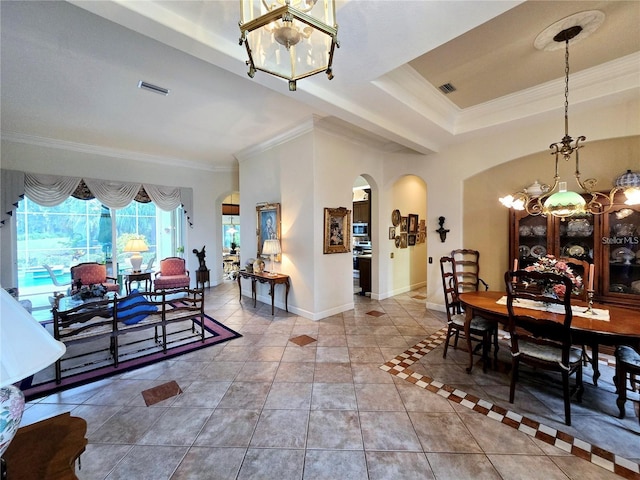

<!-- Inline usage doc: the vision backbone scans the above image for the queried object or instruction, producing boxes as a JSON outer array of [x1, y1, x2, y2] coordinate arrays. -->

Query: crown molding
[[1, 132, 235, 173]]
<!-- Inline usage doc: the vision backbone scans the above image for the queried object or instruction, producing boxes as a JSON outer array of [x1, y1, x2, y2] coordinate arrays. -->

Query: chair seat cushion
[[516, 340, 582, 365], [616, 345, 640, 369], [154, 275, 190, 290], [450, 313, 494, 332], [117, 290, 158, 325]]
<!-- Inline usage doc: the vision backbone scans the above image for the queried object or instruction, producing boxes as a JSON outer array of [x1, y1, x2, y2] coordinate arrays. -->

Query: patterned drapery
[[1, 169, 193, 227]]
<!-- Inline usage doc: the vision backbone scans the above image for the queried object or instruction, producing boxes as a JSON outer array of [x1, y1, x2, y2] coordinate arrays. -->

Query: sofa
[[52, 287, 204, 383]]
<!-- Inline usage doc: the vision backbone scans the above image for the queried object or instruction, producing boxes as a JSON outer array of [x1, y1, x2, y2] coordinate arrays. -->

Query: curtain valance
[[1, 170, 193, 227]]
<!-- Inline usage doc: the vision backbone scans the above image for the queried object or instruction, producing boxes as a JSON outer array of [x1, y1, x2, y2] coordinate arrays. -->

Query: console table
[[124, 269, 152, 294], [1, 412, 87, 480], [237, 270, 290, 315]]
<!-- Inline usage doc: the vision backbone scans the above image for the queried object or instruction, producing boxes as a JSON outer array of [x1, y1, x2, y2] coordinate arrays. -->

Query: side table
[[195, 269, 210, 289], [2, 412, 87, 480], [124, 270, 152, 294], [236, 270, 290, 315]]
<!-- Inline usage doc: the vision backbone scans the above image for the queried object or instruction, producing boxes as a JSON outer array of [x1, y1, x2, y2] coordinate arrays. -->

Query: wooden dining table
[[458, 291, 640, 381]]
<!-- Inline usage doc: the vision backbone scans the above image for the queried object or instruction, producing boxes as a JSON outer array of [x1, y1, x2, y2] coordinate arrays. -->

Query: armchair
[[70, 262, 120, 293], [154, 257, 190, 291]]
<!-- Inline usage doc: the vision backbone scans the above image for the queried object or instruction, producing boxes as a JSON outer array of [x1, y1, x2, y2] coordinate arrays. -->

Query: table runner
[[496, 296, 610, 321]]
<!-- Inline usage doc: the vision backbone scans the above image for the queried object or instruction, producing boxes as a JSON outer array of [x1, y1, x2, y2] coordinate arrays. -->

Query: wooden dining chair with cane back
[[505, 269, 584, 426], [450, 249, 489, 293], [440, 256, 497, 372]]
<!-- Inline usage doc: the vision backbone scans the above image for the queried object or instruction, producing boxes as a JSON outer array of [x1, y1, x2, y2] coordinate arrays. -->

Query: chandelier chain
[[564, 39, 570, 136]]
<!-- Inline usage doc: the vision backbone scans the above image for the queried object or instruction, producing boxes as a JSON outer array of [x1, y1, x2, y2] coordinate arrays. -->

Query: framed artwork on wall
[[408, 234, 416, 246], [400, 233, 408, 248], [324, 207, 351, 254], [400, 216, 408, 233], [256, 203, 281, 261], [389, 227, 396, 240], [408, 214, 419, 234]]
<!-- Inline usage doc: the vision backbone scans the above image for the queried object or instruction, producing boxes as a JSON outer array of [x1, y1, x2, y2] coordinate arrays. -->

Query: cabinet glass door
[[603, 206, 640, 301], [516, 214, 551, 268], [558, 214, 595, 264]]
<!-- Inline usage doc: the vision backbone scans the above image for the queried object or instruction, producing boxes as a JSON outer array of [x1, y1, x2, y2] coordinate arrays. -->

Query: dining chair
[[440, 256, 497, 372], [450, 249, 489, 293], [614, 345, 640, 424], [505, 269, 584, 426]]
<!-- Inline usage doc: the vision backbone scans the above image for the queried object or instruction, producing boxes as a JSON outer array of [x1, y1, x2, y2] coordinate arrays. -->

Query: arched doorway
[[222, 192, 240, 280], [352, 176, 371, 295]]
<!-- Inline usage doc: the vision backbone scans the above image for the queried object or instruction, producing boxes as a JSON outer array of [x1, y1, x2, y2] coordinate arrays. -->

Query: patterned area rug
[[22, 314, 241, 400]]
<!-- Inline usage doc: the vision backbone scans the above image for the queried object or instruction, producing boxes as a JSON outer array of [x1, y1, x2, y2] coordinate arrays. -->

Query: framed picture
[[324, 207, 351, 254], [400, 233, 408, 248], [256, 203, 281, 260], [400, 216, 408, 233], [408, 234, 416, 246], [408, 214, 419, 234], [389, 227, 396, 240]]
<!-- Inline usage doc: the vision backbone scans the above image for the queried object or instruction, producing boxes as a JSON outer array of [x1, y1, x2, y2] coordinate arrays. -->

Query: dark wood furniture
[[440, 257, 497, 372], [237, 270, 290, 315], [505, 270, 584, 426], [451, 249, 489, 292], [458, 290, 640, 383], [2, 412, 87, 480], [195, 269, 210, 289], [508, 194, 639, 309], [358, 255, 371, 295], [124, 269, 152, 294], [614, 345, 640, 423]]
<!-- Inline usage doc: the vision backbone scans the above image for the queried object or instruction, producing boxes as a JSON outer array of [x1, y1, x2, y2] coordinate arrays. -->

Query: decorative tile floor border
[[380, 327, 640, 479]]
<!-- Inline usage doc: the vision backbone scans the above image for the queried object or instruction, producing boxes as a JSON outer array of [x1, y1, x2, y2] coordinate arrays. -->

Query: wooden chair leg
[[562, 370, 571, 426], [615, 362, 627, 419], [443, 325, 452, 358]]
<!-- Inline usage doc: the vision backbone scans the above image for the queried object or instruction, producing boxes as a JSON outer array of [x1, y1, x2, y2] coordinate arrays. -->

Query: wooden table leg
[[464, 308, 474, 373], [270, 282, 275, 315], [237, 274, 242, 301], [252, 279, 257, 307], [284, 279, 290, 312]]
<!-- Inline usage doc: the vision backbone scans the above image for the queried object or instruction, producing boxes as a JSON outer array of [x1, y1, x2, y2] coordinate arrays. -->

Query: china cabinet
[[509, 193, 639, 308]]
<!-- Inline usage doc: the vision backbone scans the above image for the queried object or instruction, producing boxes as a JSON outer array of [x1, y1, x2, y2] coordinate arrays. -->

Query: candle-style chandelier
[[238, 0, 339, 91], [499, 11, 640, 219]]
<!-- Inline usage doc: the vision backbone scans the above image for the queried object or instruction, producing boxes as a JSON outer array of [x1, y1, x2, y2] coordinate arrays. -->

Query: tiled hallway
[[22, 281, 639, 479]]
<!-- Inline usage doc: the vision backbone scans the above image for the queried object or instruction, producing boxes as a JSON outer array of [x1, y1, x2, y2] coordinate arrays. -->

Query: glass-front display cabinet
[[509, 194, 639, 308], [601, 203, 640, 307]]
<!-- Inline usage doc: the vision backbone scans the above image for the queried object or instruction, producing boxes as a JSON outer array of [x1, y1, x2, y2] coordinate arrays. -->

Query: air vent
[[438, 83, 456, 94], [137, 81, 170, 96]]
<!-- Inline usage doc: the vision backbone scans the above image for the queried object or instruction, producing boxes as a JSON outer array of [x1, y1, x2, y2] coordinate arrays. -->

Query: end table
[[124, 270, 152, 294], [196, 269, 210, 289], [2, 412, 87, 480]]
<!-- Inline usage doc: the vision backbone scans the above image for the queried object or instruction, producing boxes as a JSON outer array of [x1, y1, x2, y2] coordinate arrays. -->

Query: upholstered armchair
[[154, 257, 190, 291], [70, 262, 120, 293]]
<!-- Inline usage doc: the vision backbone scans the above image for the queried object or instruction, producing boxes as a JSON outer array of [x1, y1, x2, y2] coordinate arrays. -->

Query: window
[[16, 196, 184, 303]]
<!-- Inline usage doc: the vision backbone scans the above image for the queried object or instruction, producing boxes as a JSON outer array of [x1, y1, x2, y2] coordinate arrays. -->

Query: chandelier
[[239, 0, 339, 91], [499, 12, 640, 219]]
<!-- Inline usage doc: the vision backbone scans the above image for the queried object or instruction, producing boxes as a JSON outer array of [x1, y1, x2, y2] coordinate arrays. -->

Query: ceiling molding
[[1, 132, 232, 173]]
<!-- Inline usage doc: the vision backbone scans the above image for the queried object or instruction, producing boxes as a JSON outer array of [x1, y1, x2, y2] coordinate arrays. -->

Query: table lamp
[[124, 238, 149, 273], [262, 239, 281, 276], [0, 287, 66, 463]]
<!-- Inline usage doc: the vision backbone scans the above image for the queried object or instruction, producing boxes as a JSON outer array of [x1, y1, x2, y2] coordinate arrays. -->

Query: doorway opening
[[352, 176, 371, 295], [222, 192, 240, 280]]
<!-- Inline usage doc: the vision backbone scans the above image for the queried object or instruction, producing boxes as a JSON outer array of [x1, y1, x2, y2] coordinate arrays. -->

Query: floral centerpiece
[[524, 254, 583, 297], [70, 282, 108, 301]]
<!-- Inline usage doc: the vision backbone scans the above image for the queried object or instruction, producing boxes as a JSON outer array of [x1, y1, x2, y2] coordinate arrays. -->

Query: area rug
[[22, 314, 241, 401]]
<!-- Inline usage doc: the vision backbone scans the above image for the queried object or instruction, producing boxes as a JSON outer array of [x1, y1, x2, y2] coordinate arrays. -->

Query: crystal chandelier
[[239, 0, 339, 91], [499, 12, 640, 219]]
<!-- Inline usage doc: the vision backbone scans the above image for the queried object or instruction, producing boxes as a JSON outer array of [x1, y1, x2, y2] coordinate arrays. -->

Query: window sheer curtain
[[0, 169, 194, 227]]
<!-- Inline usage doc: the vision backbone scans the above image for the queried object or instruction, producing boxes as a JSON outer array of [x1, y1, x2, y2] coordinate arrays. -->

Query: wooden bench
[[52, 288, 205, 383]]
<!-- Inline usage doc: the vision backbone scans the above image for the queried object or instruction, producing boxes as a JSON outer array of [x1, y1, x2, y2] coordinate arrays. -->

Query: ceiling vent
[[137, 81, 169, 96], [438, 83, 456, 94]]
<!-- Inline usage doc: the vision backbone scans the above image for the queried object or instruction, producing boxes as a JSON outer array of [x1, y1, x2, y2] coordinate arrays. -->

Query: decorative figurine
[[436, 216, 450, 243], [192, 246, 208, 271]]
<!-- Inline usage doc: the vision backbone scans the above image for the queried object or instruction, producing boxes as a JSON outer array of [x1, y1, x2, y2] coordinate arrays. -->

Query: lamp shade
[[542, 182, 586, 218], [262, 239, 282, 256], [124, 238, 149, 253], [0, 287, 66, 388]]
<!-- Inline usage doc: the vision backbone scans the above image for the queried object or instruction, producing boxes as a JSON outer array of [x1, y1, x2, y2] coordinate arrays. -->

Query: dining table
[[458, 290, 640, 382]]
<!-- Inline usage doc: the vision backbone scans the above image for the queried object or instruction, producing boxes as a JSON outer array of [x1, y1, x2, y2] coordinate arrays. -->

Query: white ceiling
[[1, 1, 639, 171]]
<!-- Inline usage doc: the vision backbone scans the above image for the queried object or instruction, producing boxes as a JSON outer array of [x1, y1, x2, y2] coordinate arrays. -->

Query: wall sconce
[[436, 216, 449, 243]]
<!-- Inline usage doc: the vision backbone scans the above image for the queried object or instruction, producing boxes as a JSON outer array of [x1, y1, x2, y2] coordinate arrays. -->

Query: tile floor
[[21, 281, 640, 479]]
